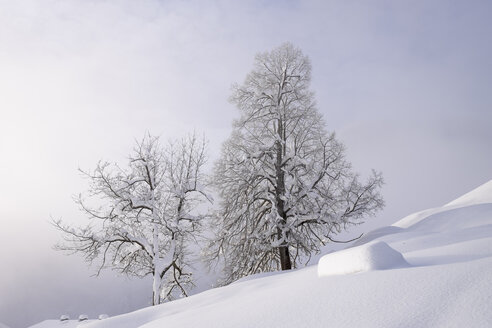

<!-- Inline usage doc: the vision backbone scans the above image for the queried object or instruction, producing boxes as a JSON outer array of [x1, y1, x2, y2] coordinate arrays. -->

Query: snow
[[393, 179, 492, 229], [78, 315, 89, 322], [28, 320, 94, 328], [27, 315, 109, 328], [83, 179, 492, 328], [317, 241, 409, 277], [59, 315, 69, 322], [0, 323, 10, 328], [445, 180, 492, 207]]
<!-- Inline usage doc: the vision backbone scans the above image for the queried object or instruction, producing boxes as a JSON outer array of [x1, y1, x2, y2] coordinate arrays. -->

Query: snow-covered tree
[[208, 43, 384, 284], [54, 133, 211, 305]]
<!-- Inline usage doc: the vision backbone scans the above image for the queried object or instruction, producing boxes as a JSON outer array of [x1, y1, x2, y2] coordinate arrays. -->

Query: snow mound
[[317, 241, 409, 277], [445, 180, 492, 207]]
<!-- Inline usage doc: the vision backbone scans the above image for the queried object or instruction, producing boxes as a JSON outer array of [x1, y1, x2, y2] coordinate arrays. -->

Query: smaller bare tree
[[54, 133, 211, 305]]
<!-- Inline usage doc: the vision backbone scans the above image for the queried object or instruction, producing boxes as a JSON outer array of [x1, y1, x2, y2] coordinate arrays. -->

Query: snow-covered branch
[[208, 43, 384, 285], [54, 133, 210, 304]]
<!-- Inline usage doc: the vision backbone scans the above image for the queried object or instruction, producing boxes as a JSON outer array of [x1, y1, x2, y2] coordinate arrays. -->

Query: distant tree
[[54, 133, 211, 305], [208, 43, 384, 284]]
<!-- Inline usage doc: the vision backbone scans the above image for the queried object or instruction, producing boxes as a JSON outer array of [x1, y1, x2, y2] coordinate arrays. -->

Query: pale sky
[[1, 1, 491, 327]]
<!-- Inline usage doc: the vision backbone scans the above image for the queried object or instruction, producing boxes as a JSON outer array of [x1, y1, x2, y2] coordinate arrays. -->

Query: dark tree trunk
[[279, 245, 292, 270], [275, 117, 292, 271]]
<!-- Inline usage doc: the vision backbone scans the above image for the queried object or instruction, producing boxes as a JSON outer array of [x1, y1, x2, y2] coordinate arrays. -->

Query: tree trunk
[[152, 272, 161, 305], [279, 245, 292, 270], [152, 220, 160, 305], [275, 117, 292, 270]]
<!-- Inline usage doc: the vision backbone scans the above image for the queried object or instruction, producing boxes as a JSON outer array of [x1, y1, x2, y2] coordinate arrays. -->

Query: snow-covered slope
[[0, 322, 10, 328], [445, 180, 492, 207], [85, 180, 492, 328], [28, 320, 95, 328]]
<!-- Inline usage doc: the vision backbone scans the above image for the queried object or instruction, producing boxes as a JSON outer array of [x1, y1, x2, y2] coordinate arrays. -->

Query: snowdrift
[[317, 241, 409, 277], [84, 180, 492, 328]]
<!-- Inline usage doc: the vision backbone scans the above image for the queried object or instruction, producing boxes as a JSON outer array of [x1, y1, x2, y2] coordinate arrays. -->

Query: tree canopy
[[208, 43, 384, 284]]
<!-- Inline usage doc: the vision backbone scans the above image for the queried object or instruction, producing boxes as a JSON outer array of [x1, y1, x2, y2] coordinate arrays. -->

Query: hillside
[[84, 180, 492, 328], [29, 320, 94, 328]]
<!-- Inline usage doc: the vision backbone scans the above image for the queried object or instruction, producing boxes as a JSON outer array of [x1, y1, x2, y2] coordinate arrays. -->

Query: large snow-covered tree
[[208, 43, 384, 284], [54, 134, 210, 305]]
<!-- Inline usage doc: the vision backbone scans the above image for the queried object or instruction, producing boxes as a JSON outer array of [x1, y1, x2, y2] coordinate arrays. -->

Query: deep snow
[[77, 180, 492, 328], [29, 320, 94, 328], [317, 241, 409, 276]]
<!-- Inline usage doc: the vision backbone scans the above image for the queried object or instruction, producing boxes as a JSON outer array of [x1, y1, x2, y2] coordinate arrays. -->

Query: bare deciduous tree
[[54, 133, 210, 305], [208, 43, 384, 284]]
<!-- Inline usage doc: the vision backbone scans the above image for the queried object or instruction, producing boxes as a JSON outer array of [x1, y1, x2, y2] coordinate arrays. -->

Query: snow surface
[[28, 320, 94, 328], [317, 241, 409, 276], [83, 180, 492, 328], [0, 322, 10, 328], [445, 180, 492, 207]]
